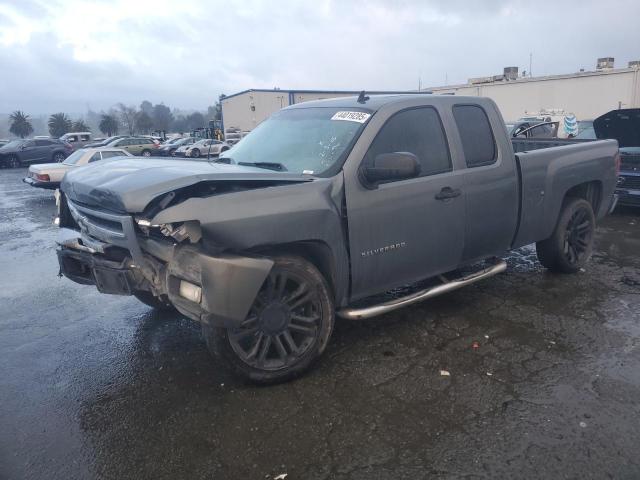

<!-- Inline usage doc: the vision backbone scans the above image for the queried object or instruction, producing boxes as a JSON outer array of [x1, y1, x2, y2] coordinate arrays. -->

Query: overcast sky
[[1, 0, 639, 114]]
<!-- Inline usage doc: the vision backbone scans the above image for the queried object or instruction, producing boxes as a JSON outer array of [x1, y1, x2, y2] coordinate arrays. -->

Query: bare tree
[[117, 103, 137, 135]]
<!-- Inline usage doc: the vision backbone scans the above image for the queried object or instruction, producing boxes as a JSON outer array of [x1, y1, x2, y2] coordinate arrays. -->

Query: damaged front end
[[56, 192, 273, 327]]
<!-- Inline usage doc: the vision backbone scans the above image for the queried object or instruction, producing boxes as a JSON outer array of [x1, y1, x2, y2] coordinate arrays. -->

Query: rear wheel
[[202, 255, 334, 384], [536, 198, 595, 273], [53, 152, 65, 162], [141, 149, 151, 157], [133, 291, 175, 311]]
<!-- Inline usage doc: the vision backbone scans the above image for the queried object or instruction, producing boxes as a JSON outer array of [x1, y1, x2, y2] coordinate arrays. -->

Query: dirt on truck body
[[56, 94, 619, 383]]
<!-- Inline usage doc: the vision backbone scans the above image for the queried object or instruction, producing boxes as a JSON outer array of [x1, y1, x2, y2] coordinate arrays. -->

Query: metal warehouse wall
[[221, 91, 356, 132], [221, 91, 290, 132], [430, 68, 640, 121]]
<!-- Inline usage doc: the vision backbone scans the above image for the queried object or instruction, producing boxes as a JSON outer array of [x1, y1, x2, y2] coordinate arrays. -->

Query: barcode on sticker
[[331, 111, 371, 123]]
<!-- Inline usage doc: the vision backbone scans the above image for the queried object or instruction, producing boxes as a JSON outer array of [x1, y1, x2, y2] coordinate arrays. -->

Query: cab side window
[[80, 134, 90, 142], [452, 105, 497, 167], [363, 107, 451, 180], [89, 152, 102, 162]]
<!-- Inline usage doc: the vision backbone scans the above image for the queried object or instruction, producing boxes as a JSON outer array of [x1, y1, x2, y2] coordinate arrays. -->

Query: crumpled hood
[[61, 157, 312, 213], [593, 108, 640, 148]]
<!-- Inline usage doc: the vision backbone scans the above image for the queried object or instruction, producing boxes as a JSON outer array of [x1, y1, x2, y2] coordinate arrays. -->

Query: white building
[[221, 58, 640, 131], [220, 89, 411, 132], [427, 59, 640, 121]]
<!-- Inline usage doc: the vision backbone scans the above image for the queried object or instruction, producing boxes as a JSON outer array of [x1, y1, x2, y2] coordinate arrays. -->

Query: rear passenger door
[[451, 104, 519, 262], [345, 107, 466, 300]]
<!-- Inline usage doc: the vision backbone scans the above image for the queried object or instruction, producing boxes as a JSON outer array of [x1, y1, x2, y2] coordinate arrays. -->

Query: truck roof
[[285, 94, 487, 111]]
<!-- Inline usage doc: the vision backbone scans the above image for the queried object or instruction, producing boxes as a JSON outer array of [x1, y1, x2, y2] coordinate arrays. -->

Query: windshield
[[218, 107, 370, 175], [62, 150, 86, 165]]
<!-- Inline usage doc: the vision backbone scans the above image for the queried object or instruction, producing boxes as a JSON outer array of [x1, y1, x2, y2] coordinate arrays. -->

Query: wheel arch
[[564, 180, 602, 213], [249, 240, 346, 306]]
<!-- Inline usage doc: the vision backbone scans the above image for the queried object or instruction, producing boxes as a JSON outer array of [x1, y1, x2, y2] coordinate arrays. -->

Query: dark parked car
[[56, 94, 618, 383], [156, 137, 198, 156], [593, 109, 640, 207], [0, 139, 72, 168]]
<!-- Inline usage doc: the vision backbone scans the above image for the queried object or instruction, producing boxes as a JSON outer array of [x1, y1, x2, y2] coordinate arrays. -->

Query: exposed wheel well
[[564, 181, 602, 213], [251, 241, 338, 301]]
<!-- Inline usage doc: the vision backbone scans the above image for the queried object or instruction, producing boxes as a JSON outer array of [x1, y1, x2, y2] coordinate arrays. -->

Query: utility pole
[[529, 52, 533, 77]]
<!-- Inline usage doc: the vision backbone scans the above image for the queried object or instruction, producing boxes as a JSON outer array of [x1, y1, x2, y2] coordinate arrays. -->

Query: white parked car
[[178, 139, 230, 158], [23, 147, 132, 190]]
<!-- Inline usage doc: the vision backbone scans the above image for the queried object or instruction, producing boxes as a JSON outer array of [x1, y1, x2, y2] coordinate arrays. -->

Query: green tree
[[99, 114, 119, 136], [9, 110, 34, 138], [48, 113, 72, 138], [72, 119, 90, 132], [117, 103, 137, 135], [185, 112, 205, 130], [135, 111, 153, 134], [152, 103, 174, 131]]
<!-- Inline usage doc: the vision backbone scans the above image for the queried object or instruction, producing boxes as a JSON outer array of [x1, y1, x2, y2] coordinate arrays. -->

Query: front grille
[[67, 199, 127, 241], [620, 152, 640, 172], [619, 175, 640, 190], [65, 198, 146, 264]]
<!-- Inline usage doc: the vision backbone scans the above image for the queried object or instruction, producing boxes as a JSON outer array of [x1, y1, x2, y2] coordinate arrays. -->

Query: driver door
[[345, 106, 466, 300]]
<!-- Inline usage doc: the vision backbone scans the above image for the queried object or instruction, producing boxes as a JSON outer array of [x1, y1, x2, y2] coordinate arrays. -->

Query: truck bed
[[511, 139, 619, 249]]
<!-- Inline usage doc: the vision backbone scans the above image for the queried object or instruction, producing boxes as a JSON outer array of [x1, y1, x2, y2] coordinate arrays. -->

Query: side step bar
[[337, 258, 507, 320]]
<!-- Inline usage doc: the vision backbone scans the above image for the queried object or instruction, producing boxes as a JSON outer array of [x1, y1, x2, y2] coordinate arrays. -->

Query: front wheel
[[536, 197, 595, 273], [190, 148, 200, 158], [202, 255, 334, 384]]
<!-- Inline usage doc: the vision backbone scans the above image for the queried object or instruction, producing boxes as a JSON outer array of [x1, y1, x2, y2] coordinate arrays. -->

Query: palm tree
[[72, 119, 90, 132], [9, 111, 34, 138], [48, 113, 72, 138], [99, 114, 119, 136]]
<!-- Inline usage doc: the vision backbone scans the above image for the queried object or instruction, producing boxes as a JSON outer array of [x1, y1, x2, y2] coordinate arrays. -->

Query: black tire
[[202, 255, 335, 384], [53, 152, 65, 163], [133, 291, 175, 311], [141, 149, 151, 157], [536, 197, 595, 273], [190, 148, 200, 158], [6, 155, 21, 169]]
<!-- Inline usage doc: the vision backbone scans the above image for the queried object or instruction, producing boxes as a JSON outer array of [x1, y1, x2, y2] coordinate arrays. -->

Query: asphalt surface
[[1, 167, 639, 480]]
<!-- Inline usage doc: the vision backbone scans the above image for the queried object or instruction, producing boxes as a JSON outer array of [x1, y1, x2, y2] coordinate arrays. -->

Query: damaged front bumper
[[56, 199, 274, 327]]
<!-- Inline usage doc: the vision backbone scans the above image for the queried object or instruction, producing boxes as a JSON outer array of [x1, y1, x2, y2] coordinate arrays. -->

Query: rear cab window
[[452, 105, 497, 168]]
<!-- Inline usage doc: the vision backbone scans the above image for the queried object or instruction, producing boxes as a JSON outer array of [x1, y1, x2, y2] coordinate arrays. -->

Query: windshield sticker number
[[331, 111, 371, 123]]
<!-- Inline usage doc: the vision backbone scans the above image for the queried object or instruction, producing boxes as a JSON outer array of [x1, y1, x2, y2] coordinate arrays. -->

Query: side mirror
[[362, 152, 421, 186]]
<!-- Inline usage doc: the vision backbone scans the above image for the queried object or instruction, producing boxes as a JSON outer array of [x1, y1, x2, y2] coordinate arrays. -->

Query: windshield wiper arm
[[237, 161, 287, 172]]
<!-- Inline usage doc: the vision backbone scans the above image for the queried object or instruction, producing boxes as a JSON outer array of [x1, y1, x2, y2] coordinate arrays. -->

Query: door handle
[[435, 187, 462, 200]]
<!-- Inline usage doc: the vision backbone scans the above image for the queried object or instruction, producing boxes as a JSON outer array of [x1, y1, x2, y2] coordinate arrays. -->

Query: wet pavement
[[1, 167, 639, 479]]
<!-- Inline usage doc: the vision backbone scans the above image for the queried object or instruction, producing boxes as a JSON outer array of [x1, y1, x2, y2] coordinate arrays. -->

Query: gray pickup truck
[[56, 94, 619, 383]]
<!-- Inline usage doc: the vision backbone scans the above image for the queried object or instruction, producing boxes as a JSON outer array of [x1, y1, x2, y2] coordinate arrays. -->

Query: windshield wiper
[[237, 161, 287, 172]]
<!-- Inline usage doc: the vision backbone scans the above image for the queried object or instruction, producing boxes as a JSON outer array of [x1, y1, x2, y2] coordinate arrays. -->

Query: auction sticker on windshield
[[331, 111, 371, 123]]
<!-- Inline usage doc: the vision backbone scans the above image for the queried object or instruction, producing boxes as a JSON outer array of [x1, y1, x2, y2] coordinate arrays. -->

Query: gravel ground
[[1, 167, 639, 479]]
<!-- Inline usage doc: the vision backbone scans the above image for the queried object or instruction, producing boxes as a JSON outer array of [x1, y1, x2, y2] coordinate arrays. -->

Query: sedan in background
[[178, 139, 230, 158], [156, 137, 198, 156], [23, 147, 132, 189]]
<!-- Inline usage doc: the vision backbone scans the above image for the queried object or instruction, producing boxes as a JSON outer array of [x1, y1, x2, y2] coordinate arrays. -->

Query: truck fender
[[165, 244, 274, 328]]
